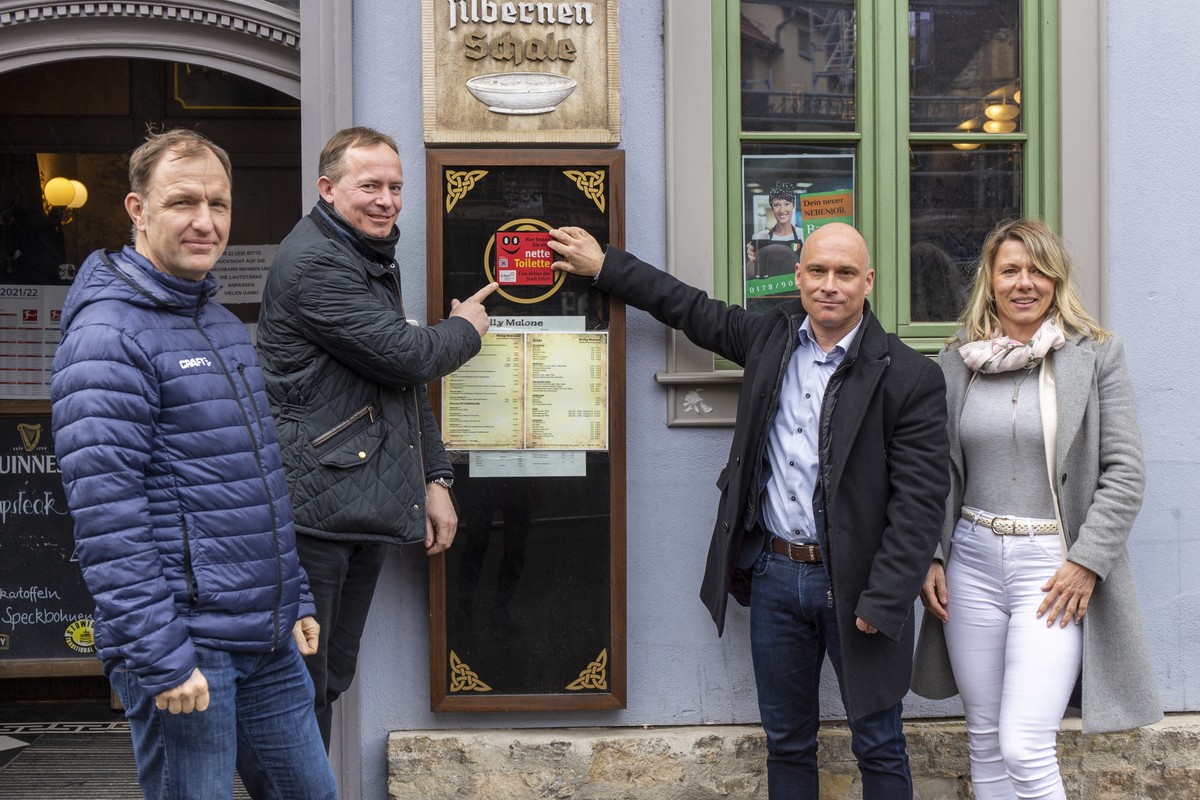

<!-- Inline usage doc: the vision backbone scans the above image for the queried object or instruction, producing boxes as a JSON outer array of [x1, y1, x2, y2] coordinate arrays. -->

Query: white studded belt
[[961, 505, 1059, 536]]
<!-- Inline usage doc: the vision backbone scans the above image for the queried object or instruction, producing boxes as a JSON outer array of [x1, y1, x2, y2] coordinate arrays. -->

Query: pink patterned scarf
[[958, 318, 1066, 373]]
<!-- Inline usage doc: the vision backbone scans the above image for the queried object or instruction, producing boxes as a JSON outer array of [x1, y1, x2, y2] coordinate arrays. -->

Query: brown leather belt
[[767, 537, 823, 564]]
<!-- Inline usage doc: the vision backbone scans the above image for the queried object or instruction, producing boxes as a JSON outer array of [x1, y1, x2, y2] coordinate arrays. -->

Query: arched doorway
[[0, 1, 303, 702]]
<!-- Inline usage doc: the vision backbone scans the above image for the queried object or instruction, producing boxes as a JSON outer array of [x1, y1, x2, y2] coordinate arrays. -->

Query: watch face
[[434, 478, 454, 488]]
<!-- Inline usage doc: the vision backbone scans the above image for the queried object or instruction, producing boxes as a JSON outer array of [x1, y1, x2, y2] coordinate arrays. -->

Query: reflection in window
[[909, 145, 1022, 322], [908, 1, 1021, 135], [741, 1, 856, 133]]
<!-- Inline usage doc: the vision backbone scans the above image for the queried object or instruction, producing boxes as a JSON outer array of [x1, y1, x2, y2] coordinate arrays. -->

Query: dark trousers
[[295, 534, 389, 750], [749, 548, 912, 799]]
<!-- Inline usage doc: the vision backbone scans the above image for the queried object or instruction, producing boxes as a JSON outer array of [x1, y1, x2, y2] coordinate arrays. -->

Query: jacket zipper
[[181, 515, 197, 607], [311, 404, 376, 447], [193, 300, 285, 650], [386, 265, 428, 502], [817, 354, 856, 609], [237, 364, 264, 441]]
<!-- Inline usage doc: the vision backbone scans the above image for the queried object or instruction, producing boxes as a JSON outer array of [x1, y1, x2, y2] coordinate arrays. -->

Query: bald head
[[795, 222, 875, 350], [798, 222, 870, 268]]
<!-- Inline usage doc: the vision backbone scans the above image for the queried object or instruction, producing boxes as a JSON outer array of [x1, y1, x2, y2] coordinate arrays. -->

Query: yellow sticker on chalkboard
[[64, 619, 95, 654]]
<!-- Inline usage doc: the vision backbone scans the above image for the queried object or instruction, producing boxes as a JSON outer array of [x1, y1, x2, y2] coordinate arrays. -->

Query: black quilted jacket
[[256, 210, 481, 544]]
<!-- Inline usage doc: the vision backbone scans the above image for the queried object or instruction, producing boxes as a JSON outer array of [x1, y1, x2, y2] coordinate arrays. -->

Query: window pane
[[909, 144, 1022, 322], [909, 1, 1021, 135], [740, 143, 856, 312], [741, 1, 856, 133]]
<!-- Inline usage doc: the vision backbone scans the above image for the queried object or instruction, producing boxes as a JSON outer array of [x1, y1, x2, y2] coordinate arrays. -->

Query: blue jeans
[[108, 643, 337, 800], [750, 548, 912, 799]]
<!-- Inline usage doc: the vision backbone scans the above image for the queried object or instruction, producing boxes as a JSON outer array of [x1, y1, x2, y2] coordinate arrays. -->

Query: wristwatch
[[428, 477, 454, 489]]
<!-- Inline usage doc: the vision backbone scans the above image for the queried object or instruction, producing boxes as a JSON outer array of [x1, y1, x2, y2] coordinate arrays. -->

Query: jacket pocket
[[311, 405, 385, 468], [181, 514, 200, 607]]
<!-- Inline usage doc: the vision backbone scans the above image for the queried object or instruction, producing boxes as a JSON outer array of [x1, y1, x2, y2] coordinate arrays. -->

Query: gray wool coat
[[911, 333, 1163, 734]]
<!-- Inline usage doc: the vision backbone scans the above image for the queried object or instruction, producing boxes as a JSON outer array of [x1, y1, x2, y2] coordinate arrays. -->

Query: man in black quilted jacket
[[257, 127, 495, 748]]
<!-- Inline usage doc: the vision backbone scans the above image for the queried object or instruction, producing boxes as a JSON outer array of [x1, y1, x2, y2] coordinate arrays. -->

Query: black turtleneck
[[311, 198, 400, 264]]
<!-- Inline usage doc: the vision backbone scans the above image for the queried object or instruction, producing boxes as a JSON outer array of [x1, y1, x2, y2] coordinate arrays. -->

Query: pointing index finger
[[468, 282, 500, 303]]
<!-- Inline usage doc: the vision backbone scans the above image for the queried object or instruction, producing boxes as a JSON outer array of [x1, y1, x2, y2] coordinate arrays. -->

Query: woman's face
[[770, 197, 794, 226], [991, 239, 1055, 341]]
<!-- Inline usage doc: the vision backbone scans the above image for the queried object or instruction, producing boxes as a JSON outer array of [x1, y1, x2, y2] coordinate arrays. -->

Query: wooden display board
[[0, 404, 100, 678], [426, 149, 625, 712]]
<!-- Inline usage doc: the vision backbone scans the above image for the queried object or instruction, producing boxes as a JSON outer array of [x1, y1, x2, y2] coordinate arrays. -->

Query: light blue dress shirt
[[760, 316, 864, 545]]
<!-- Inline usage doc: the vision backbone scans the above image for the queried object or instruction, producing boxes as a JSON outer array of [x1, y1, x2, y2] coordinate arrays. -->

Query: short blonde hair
[[952, 217, 1109, 345]]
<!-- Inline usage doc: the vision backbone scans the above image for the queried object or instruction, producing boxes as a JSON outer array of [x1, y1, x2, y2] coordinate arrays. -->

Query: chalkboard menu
[[427, 150, 625, 712], [0, 413, 97, 675]]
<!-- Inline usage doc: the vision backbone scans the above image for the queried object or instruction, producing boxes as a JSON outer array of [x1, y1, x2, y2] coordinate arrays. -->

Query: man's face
[[770, 196, 794, 225], [318, 143, 403, 238], [125, 149, 231, 282], [795, 224, 874, 344]]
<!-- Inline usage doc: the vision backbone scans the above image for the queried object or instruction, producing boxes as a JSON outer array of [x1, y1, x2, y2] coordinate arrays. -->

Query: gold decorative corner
[[562, 170, 606, 213], [565, 649, 608, 691], [449, 650, 492, 693], [445, 169, 488, 213]]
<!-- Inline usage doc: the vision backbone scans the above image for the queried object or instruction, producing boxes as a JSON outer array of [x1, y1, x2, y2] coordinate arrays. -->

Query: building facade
[[0, 2, 1194, 798]]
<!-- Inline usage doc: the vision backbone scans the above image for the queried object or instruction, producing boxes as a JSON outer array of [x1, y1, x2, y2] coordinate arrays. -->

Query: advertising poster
[[742, 152, 855, 311]]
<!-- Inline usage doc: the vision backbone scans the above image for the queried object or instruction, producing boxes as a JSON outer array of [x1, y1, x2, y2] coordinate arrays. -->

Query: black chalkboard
[[0, 414, 96, 669]]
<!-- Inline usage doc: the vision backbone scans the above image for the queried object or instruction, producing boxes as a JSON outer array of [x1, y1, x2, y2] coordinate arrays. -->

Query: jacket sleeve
[[51, 324, 196, 696], [594, 247, 763, 367], [1062, 336, 1145, 580], [291, 250, 482, 386], [855, 354, 951, 641], [418, 384, 453, 479]]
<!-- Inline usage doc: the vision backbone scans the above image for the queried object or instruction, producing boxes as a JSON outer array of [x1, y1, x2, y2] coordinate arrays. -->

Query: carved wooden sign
[[422, 1, 620, 144]]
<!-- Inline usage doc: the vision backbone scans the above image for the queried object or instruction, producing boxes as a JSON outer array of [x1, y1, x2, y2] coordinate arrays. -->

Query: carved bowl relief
[[465, 72, 577, 115]]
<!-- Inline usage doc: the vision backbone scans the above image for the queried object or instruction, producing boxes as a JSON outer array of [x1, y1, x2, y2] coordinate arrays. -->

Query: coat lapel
[[1051, 340, 1095, 473], [940, 349, 971, 480]]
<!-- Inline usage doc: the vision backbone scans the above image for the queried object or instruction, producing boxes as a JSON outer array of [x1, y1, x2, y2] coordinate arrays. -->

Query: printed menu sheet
[[442, 330, 608, 451]]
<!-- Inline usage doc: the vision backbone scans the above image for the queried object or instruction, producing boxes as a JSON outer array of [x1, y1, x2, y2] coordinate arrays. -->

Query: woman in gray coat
[[912, 218, 1161, 800]]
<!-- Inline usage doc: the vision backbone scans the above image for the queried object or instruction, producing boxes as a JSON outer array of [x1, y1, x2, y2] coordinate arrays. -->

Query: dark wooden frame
[[425, 148, 626, 712]]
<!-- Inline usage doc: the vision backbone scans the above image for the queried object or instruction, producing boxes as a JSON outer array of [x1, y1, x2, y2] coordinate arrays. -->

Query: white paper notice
[[0, 285, 69, 400], [212, 245, 277, 304]]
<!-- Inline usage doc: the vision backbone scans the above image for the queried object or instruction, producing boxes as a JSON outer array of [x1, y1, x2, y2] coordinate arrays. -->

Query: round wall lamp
[[42, 176, 88, 224]]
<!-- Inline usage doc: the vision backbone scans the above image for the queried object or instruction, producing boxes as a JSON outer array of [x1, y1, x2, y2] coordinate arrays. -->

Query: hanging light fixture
[[984, 96, 1020, 122], [982, 118, 1017, 134], [953, 119, 982, 151]]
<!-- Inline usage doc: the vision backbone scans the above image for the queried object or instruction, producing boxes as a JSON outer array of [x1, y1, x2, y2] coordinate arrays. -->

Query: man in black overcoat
[[549, 223, 949, 799]]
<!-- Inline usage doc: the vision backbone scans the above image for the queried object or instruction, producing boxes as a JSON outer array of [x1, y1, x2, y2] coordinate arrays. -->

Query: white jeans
[[944, 514, 1083, 800]]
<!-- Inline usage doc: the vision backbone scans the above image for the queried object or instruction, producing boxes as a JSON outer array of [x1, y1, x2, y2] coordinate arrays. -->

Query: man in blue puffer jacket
[[50, 129, 336, 800]]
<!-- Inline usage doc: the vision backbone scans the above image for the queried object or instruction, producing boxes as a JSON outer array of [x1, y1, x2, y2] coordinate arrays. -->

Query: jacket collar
[[781, 297, 882, 362]]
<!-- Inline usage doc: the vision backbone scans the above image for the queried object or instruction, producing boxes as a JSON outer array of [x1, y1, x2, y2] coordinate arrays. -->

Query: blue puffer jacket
[[51, 246, 314, 696]]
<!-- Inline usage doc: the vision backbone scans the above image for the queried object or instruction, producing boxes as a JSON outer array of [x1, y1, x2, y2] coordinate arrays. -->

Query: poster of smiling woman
[[742, 151, 855, 312]]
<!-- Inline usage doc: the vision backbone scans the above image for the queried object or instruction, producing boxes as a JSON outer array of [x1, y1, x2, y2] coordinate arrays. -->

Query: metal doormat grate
[[0, 726, 252, 799]]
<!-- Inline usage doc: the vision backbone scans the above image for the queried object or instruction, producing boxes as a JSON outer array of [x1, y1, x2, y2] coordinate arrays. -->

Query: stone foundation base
[[388, 714, 1200, 799]]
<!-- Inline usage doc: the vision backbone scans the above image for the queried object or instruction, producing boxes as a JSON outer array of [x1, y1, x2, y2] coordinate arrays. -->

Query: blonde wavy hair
[[952, 217, 1110, 346]]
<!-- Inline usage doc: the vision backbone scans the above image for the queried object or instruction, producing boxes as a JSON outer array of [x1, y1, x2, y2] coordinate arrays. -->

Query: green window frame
[[711, 0, 1061, 353]]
